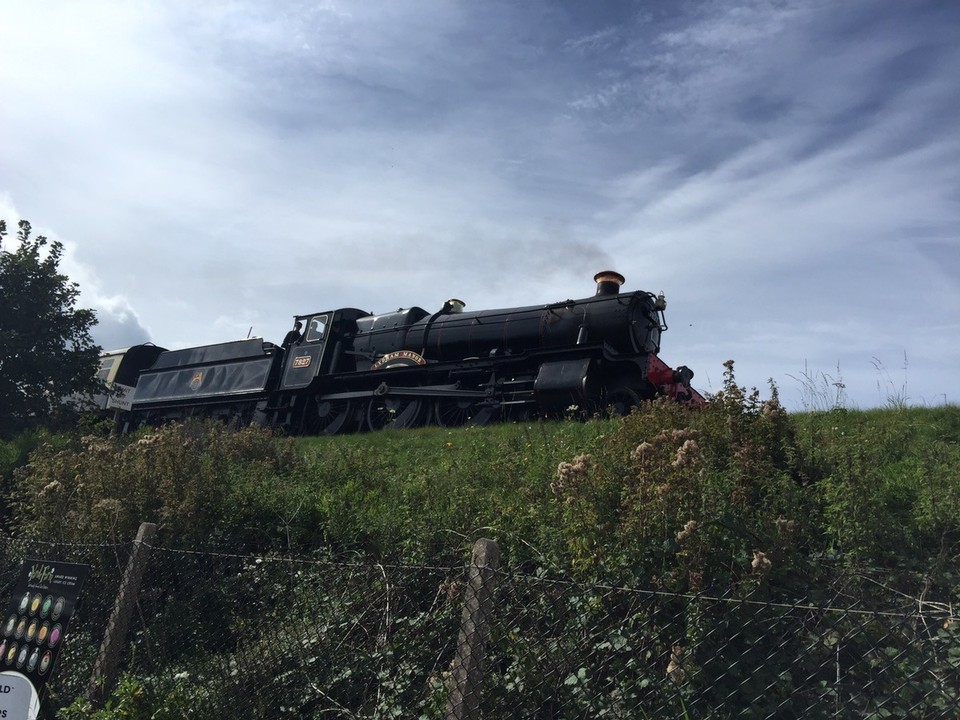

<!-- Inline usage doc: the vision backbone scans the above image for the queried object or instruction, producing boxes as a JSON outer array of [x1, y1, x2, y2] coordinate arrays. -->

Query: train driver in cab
[[281, 320, 303, 349]]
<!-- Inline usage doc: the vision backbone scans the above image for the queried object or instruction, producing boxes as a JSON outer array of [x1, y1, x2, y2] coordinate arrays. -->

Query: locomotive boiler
[[123, 271, 703, 434]]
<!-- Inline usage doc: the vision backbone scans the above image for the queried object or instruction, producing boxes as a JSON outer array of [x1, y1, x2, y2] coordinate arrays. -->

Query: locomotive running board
[[317, 383, 489, 402]]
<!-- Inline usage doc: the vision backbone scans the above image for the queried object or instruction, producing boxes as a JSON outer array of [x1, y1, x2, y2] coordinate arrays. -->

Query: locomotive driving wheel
[[311, 397, 355, 435], [434, 398, 501, 427], [365, 396, 424, 431], [433, 397, 476, 427]]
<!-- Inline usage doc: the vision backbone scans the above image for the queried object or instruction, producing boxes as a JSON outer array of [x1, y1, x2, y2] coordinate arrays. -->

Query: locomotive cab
[[281, 313, 329, 389], [279, 308, 371, 390]]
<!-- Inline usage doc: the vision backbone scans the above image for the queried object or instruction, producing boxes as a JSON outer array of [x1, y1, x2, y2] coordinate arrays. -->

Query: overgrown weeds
[[6, 362, 958, 720], [5, 363, 959, 582], [8, 421, 304, 547]]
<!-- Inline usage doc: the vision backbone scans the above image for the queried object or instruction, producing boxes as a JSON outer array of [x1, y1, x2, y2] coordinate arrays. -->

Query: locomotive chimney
[[594, 270, 625, 296]]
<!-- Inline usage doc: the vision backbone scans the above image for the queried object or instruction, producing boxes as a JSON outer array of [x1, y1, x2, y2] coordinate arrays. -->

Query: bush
[[8, 366, 960, 576], [6, 364, 959, 718], [551, 361, 808, 593], [10, 420, 304, 548], [1, 428, 73, 524]]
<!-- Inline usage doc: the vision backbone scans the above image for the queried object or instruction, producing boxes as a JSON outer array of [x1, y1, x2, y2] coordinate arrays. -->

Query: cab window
[[97, 357, 116, 382], [305, 314, 328, 343]]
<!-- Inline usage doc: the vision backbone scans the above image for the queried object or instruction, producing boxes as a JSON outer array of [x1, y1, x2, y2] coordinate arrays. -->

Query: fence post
[[86, 521, 158, 706], [445, 537, 500, 720]]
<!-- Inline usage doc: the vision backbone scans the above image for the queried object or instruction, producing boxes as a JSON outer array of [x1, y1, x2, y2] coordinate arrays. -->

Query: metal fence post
[[445, 537, 500, 720], [86, 521, 158, 706]]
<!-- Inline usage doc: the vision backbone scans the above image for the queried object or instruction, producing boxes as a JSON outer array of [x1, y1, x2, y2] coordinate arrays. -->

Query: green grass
[[6, 382, 960, 583], [292, 418, 608, 562], [9, 397, 960, 719]]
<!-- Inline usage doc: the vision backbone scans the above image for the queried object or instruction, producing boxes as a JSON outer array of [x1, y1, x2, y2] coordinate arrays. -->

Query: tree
[[0, 219, 101, 436]]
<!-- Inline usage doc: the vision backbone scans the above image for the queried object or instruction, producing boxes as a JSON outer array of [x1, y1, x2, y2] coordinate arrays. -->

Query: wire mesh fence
[[481, 569, 960, 719], [115, 545, 464, 718], [2, 531, 958, 719]]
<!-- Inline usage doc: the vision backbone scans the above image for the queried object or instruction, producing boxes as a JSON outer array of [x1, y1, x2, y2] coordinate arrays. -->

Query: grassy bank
[[4, 369, 960, 718], [7, 366, 960, 586]]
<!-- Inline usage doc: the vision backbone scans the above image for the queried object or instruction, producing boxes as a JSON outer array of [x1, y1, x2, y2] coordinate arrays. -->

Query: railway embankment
[[2, 363, 959, 717]]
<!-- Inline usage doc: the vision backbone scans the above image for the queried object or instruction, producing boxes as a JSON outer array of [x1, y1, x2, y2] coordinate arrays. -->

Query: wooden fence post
[[445, 537, 500, 720], [87, 521, 157, 706]]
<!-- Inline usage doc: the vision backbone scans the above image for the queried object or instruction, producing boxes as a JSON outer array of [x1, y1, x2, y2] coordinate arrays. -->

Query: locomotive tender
[[122, 271, 704, 434]]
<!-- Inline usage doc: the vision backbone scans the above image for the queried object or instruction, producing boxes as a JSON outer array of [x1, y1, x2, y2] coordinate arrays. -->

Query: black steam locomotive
[[105, 271, 703, 434]]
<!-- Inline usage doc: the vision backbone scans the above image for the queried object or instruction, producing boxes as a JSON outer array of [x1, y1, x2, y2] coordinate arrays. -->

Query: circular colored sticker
[[26, 619, 38, 643], [48, 624, 62, 648], [52, 597, 65, 621], [0, 640, 6, 660], [6, 642, 18, 665], [41, 595, 53, 618], [14, 618, 27, 640], [38, 622, 50, 645], [39, 650, 52, 674], [18, 593, 30, 614], [27, 647, 40, 672], [3, 615, 15, 637], [16, 644, 28, 669], [30, 593, 42, 616]]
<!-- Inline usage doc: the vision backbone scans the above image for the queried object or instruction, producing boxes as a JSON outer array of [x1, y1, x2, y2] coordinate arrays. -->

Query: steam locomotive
[[100, 271, 703, 434]]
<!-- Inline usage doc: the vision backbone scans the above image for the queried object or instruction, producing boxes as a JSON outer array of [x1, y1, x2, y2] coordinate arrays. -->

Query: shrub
[[10, 420, 303, 548], [552, 361, 808, 593]]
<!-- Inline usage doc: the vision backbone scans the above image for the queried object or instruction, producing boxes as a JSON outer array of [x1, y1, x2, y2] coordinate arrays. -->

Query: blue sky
[[1, 0, 958, 408]]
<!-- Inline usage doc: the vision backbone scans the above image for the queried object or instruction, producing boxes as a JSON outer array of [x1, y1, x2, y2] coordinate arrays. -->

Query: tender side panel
[[133, 357, 277, 405], [151, 339, 269, 369]]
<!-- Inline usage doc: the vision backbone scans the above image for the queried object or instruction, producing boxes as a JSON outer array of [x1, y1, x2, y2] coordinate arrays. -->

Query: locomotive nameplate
[[371, 350, 427, 370], [189, 371, 203, 391], [292, 356, 312, 369]]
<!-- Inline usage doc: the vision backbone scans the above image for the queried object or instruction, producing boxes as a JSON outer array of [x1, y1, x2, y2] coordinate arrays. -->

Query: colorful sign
[[0, 560, 89, 697]]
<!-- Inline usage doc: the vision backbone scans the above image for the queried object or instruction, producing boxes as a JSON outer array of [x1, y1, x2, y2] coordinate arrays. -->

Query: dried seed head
[[776, 516, 797, 537], [631, 442, 653, 462], [751, 550, 772, 576], [672, 439, 702, 468], [676, 519, 699, 543], [554, 454, 593, 496]]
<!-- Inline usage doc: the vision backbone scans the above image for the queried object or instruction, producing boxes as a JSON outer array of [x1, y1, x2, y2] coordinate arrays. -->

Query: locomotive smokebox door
[[534, 359, 599, 408]]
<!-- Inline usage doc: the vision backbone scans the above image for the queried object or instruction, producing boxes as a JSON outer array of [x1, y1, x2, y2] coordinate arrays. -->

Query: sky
[[1, 0, 958, 410]]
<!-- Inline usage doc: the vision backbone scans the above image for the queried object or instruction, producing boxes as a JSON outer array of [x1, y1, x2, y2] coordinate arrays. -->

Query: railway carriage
[[76, 343, 167, 413]]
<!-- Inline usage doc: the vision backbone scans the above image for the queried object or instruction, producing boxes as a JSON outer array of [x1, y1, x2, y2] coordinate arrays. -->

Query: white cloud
[[1, 1, 958, 408]]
